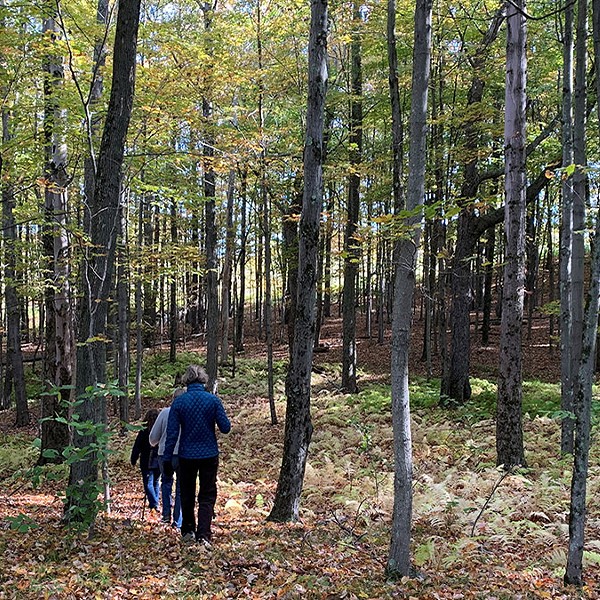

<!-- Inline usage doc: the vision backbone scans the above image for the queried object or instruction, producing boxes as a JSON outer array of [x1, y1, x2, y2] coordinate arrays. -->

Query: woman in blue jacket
[[163, 365, 231, 546]]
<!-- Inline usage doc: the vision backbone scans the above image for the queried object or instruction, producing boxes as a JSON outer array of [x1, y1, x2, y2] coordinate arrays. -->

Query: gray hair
[[181, 364, 209, 386]]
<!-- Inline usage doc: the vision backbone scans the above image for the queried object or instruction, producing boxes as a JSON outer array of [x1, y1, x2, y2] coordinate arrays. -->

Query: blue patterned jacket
[[163, 383, 231, 460]]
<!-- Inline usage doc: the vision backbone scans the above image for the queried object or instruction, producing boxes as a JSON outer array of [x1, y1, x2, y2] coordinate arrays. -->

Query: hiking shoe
[[161, 516, 171, 524], [182, 532, 196, 544], [197, 537, 212, 551]]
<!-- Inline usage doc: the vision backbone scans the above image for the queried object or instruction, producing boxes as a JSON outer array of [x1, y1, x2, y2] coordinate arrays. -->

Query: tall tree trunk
[[496, 0, 527, 469], [559, 0, 578, 455], [323, 193, 333, 319], [220, 169, 236, 364], [201, 1, 219, 392], [235, 168, 248, 353], [83, 0, 109, 211], [0, 144, 4, 410], [365, 199, 373, 339], [441, 7, 505, 405], [341, 3, 362, 394], [268, 0, 328, 522], [40, 6, 72, 462], [564, 209, 600, 586], [386, 0, 432, 577], [169, 198, 178, 363], [567, 0, 588, 454], [134, 195, 144, 420], [2, 108, 28, 426], [65, 0, 141, 524], [564, 0, 600, 584], [282, 175, 301, 357], [256, 0, 276, 423], [481, 227, 495, 345], [143, 200, 158, 349], [116, 200, 129, 425]]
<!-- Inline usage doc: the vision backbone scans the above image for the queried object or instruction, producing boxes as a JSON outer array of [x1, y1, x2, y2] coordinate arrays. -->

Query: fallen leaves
[[0, 374, 599, 599]]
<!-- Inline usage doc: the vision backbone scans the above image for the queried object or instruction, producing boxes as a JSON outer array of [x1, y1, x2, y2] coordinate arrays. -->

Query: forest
[[1, 0, 600, 597]]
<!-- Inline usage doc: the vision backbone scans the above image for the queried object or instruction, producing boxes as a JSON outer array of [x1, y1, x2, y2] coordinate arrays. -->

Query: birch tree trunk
[[386, 0, 432, 577], [496, 0, 527, 469], [268, 0, 328, 523]]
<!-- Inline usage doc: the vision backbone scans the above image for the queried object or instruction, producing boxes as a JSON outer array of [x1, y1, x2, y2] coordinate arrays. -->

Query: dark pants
[[178, 456, 219, 541], [158, 455, 181, 527]]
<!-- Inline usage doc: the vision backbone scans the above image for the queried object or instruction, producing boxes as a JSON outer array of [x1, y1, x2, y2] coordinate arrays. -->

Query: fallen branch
[[470, 468, 513, 537]]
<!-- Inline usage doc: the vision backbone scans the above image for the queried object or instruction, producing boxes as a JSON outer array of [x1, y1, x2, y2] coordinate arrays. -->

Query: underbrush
[[1, 355, 599, 598], [0, 433, 37, 479]]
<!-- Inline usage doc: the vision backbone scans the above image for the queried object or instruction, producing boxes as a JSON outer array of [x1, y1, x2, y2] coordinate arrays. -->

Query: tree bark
[[282, 175, 301, 357], [235, 168, 248, 353], [134, 195, 144, 420], [564, 0, 600, 584], [39, 6, 72, 462], [83, 0, 109, 212], [566, 0, 588, 455], [220, 169, 236, 364], [256, 1, 276, 423], [440, 7, 505, 405], [169, 198, 178, 363], [496, 0, 527, 469], [2, 108, 28, 427], [268, 0, 328, 523], [341, 3, 362, 394], [559, 0, 575, 450], [564, 208, 600, 586], [201, 1, 219, 392], [386, 0, 432, 578], [116, 201, 129, 425], [65, 0, 141, 524]]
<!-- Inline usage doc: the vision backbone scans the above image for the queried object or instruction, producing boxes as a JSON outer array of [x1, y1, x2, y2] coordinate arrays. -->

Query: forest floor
[[0, 313, 599, 599]]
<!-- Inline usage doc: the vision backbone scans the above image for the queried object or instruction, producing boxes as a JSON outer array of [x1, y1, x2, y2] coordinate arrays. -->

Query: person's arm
[[215, 398, 231, 434], [163, 404, 180, 461], [130, 431, 142, 465], [149, 409, 166, 447]]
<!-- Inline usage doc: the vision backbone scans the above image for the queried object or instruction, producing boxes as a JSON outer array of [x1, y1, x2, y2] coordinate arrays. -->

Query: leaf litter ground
[[1, 316, 599, 599]]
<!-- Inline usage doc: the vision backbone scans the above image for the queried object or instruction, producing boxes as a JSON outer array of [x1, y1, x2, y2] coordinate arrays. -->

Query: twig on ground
[[470, 468, 513, 537]]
